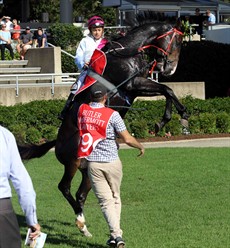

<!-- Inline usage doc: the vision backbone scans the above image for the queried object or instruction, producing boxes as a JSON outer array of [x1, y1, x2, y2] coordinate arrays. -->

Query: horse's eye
[[157, 50, 165, 57]]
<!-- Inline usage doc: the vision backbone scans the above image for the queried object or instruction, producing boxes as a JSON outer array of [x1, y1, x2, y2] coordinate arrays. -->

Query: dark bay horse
[[19, 13, 189, 237]]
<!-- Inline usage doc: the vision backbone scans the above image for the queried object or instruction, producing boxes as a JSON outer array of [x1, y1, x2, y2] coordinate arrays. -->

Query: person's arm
[[0, 31, 6, 42], [118, 129, 145, 157], [0, 31, 7, 43], [41, 36, 46, 48], [7, 31, 11, 44], [9, 132, 40, 233], [112, 111, 144, 156], [28, 35, 33, 45], [33, 38, 38, 47], [75, 39, 86, 70]]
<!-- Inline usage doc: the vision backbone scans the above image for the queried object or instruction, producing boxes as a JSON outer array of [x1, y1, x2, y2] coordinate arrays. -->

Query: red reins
[[138, 28, 183, 74], [138, 28, 183, 55]]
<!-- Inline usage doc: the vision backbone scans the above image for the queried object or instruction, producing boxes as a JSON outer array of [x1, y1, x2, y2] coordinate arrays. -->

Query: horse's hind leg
[[75, 161, 92, 237], [58, 160, 92, 237]]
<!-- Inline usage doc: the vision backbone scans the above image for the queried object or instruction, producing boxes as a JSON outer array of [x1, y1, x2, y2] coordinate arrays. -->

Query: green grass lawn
[[13, 148, 230, 248]]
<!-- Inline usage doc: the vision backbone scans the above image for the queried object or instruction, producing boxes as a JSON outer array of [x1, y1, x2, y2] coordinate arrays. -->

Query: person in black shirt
[[192, 8, 204, 35], [33, 27, 48, 48]]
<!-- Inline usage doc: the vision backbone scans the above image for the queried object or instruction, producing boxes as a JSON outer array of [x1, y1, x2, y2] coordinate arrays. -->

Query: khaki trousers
[[0, 198, 21, 248], [88, 159, 123, 239]]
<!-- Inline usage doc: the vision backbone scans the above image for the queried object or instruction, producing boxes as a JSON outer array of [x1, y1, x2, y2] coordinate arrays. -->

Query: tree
[[73, 0, 116, 26], [30, 0, 116, 25], [1, 0, 116, 25], [30, 0, 60, 22]]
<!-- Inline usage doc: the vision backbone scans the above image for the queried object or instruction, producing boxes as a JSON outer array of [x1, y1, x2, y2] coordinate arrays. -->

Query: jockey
[[58, 15, 108, 121]]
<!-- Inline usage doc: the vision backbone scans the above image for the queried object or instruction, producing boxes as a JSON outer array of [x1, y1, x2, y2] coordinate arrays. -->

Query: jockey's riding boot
[[58, 93, 75, 121]]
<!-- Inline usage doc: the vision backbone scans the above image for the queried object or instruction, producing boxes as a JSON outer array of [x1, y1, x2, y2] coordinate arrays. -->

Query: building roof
[[114, 0, 230, 15]]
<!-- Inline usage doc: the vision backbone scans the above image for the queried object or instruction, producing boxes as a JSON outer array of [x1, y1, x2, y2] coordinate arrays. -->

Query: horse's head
[[153, 25, 183, 77], [132, 14, 183, 77], [103, 13, 183, 81]]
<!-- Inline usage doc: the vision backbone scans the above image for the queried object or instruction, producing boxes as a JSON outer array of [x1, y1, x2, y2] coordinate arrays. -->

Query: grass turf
[[12, 147, 230, 248]]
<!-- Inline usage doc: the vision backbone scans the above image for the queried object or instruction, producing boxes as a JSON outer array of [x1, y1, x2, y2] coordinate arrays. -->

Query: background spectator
[[205, 9, 216, 26], [0, 23, 14, 60], [192, 8, 204, 35], [33, 27, 48, 48], [0, 16, 13, 30], [11, 19, 21, 52], [11, 19, 21, 40], [16, 26, 33, 60]]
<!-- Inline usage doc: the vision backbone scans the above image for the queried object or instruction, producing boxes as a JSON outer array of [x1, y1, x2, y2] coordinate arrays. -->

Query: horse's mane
[[129, 11, 177, 28], [108, 11, 178, 41]]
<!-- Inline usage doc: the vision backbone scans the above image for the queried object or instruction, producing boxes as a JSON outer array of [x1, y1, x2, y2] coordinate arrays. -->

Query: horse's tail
[[18, 140, 56, 160]]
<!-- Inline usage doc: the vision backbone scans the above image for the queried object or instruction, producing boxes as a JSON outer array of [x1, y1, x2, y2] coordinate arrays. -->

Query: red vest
[[77, 104, 115, 158]]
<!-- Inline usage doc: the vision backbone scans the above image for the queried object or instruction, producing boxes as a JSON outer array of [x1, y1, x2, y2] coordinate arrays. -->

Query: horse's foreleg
[[155, 97, 172, 133], [132, 77, 173, 132], [165, 87, 190, 132], [132, 77, 189, 132]]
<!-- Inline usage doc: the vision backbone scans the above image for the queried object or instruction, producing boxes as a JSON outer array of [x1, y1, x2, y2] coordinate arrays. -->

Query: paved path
[[120, 137, 230, 149]]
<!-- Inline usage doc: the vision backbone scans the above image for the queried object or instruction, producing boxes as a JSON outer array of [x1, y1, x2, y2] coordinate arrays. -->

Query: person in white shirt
[[205, 10, 216, 25], [58, 15, 108, 121], [0, 16, 13, 30], [0, 125, 41, 247], [0, 23, 14, 60]]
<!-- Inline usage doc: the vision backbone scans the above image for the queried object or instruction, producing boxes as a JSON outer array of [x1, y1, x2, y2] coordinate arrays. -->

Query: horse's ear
[[175, 17, 182, 30], [176, 18, 182, 29]]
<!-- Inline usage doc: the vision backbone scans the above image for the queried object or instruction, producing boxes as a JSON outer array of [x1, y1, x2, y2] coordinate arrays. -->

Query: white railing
[[0, 73, 79, 96], [48, 42, 75, 59], [0, 70, 159, 97]]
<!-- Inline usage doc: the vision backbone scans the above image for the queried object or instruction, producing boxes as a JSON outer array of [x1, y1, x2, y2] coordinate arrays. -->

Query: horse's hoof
[[80, 226, 92, 237], [154, 123, 160, 133], [180, 118, 189, 128], [76, 220, 92, 237]]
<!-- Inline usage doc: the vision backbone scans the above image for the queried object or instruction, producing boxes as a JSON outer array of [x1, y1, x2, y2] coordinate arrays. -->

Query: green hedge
[[0, 96, 229, 143], [0, 100, 63, 144], [47, 23, 83, 50], [125, 96, 230, 138]]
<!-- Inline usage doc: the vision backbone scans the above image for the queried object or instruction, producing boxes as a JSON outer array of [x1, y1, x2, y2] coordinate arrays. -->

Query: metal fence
[[0, 73, 79, 96]]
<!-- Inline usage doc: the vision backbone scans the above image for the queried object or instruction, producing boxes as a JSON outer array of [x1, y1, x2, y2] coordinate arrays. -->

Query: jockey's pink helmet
[[88, 16, 104, 29]]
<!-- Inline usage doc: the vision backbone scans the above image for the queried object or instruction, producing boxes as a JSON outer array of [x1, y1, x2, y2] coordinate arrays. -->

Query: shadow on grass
[[17, 214, 107, 248]]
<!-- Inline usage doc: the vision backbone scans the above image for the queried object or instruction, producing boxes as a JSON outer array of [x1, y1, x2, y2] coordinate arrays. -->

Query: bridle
[[138, 28, 183, 74], [138, 28, 183, 56]]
